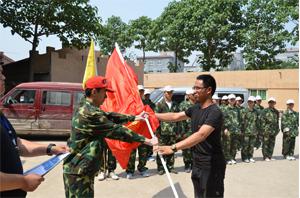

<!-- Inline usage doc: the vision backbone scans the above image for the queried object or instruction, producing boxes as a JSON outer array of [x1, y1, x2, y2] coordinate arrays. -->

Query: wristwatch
[[46, 143, 56, 156], [171, 144, 177, 153]]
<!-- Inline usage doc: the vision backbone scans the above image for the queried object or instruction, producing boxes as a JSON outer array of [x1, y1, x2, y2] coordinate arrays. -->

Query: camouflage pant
[[221, 133, 231, 161], [282, 134, 296, 157], [182, 148, 192, 168], [241, 134, 256, 160], [99, 148, 116, 172], [254, 131, 262, 148], [230, 133, 241, 160], [63, 173, 94, 198], [262, 133, 277, 159], [145, 144, 153, 158], [157, 135, 176, 171], [126, 144, 148, 173]]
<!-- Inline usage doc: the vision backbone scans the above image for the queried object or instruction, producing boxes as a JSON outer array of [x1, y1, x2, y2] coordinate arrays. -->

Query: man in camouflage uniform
[[96, 142, 119, 181], [178, 89, 195, 173], [241, 96, 259, 163], [261, 97, 279, 161], [223, 94, 241, 165], [63, 76, 157, 198], [155, 85, 179, 175], [220, 95, 231, 164], [235, 96, 245, 151], [281, 99, 299, 160], [143, 89, 156, 161], [254, 95, 264, 149], [126, 85, 151, 179]]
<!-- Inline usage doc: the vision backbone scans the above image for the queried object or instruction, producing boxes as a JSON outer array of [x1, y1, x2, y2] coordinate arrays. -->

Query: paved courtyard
[[23, 133, 298, 198]]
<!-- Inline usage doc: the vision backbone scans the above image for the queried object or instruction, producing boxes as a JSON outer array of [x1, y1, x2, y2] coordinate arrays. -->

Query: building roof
[[0, 52, 15, 65]]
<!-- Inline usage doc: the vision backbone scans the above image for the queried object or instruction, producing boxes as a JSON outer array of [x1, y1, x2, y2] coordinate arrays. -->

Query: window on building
[[249, 89, 267, 100], [42, 91, 71, 106]]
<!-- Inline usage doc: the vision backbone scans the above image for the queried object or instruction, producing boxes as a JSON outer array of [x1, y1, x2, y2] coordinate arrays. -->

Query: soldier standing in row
[[63, 76, 157, 198], [126, 85, 150, 179], [281, 99, 299, 160], [143, 89, 156, 161], [241, 96, 259, 163], [155, 85, 179, 175], [178, 89, 195, 173], [235, 96, 244, 151], [212, 94, 220, 105], [254, 95, 264, 149], [97, 143, 119, 181], [220, 95, 231, 164], [223, 94, 241, 164], [261, 97, 279, 161]]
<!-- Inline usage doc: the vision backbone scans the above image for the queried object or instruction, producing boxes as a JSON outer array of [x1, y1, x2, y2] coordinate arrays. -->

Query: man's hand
[[224, 129, 230, 136], [21, 174, 44, 192], [153, 145, 173, 155], [135, 111, 149, 121], [144, 136, 158, 146], [51, 145, 70, 155]]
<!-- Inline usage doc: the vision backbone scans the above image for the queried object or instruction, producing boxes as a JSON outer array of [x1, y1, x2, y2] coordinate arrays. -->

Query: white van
[[150, 87, 249, 106]]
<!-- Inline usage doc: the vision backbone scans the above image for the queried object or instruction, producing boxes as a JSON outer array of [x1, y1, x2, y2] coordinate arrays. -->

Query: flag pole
[[145, 118, 179, 198]]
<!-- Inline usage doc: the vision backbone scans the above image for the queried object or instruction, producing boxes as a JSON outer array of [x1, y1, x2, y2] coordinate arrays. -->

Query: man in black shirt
[[154, 74, 226, 198], [0, 111, 69, 197]]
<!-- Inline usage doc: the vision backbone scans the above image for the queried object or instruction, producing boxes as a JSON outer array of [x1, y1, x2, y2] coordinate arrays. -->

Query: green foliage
[[97, 16, 132, 55], [152, 1, 192, 71], [128, 16, 153, 62], [167, 62, 178, 73], [0, 0, 102, 52], [242, 0, 297, 70]]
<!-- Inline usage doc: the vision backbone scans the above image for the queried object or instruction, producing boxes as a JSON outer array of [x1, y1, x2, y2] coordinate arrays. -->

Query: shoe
[[147, 156, 155, 161], [126, 173, 133, 179], [185, 168, 191, 173], [227, 160, 232, 165], [158, 170, 165, 175], [249, 158, 255, 163], [244, 159, 250, 163], [265, 158, 271, 162], [140, 170, 150, 177], [169, 169, 178, 174], [290, 156, 296, 160], [231, 159, 237, 164], [270, 158, 276, 161], [108, 171, 119, 180], [97, 172, 106, 181]]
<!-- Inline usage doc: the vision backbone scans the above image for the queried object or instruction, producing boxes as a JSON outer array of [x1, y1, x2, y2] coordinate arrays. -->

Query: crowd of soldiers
[[214, 94, 299, 164], [96, 85, 298, 181]]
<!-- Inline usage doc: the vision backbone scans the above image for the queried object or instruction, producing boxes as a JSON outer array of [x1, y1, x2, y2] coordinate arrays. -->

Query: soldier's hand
[[135, 111, 149, 121], [224, 129, 230, 136], [21, 174, 44, 192], [144, 136, 158, 146]]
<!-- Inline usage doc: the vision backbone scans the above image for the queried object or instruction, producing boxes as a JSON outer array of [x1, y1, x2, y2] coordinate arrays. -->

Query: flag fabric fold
[[102, 46, 159, 169]]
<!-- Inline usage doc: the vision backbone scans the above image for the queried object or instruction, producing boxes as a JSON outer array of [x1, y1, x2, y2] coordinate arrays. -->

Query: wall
[[144, 69, 299, 110]]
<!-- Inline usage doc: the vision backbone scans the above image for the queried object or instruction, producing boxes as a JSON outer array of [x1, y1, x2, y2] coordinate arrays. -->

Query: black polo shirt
[[185, 103, 225, 169], [0, 115, 27, 197]]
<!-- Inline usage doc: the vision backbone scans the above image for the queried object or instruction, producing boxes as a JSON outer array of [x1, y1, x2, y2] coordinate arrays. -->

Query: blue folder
[[23, 152, 70, 176]]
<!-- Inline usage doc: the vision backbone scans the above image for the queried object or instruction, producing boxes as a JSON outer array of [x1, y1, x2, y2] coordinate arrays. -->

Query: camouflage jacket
[[223, 105, 241, 134], [178, 100, 193, 139], [219, 104, 228, 112], [63, 98, 145, 176], [261, 107, 279, 135], [281, 109, 299, 137], [241, 107, 259, 135], [155, 99, 179, 136], [143, 98, 156, 110], [254, 104, 264, 131]]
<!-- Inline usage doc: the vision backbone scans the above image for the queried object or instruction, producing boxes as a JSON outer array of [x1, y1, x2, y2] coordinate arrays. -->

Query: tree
[[242, 0, 294, 70], [128, 16, 153, 62], [97, 16, 132, 55], [0, 0, 102, 52], [180, 0, 243, 71], [152, 1, 192, 72]]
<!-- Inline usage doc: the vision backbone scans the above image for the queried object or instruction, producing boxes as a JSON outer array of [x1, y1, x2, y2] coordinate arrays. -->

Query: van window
[[42, 91, 71, 106], [7, 89, 36, 104]]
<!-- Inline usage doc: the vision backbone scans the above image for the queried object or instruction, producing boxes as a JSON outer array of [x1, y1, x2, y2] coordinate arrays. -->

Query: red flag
[[102, 46, 159, 169]]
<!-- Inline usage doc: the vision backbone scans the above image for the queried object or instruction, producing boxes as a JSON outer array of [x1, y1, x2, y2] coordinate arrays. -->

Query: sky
[[0, 0, 297, 64], [0, 0, 171, 61]]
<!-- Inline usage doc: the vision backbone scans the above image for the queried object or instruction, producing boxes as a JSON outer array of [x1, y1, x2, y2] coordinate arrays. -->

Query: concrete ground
[[23, 133, 298, 198]]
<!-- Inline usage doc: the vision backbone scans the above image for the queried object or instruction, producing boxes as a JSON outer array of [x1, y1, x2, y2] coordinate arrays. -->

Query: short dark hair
[[85, 88, 101, 97], [196, 74, 216, 95]]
